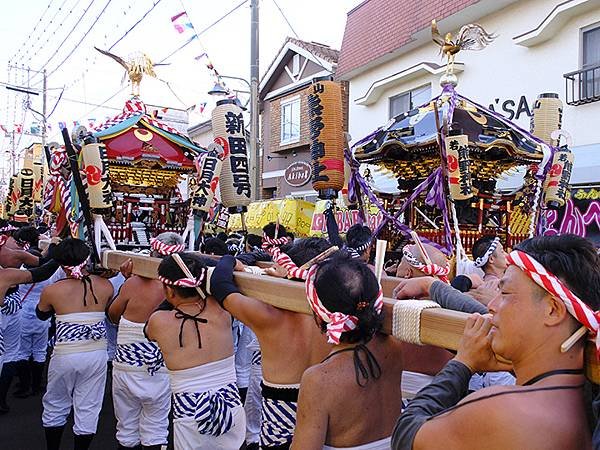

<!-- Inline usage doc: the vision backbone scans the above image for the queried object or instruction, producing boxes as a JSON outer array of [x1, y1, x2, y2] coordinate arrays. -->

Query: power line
[[271, 0, 299, 38], [32, 0, 98, 76], [43, 0, 114, 81], [159, 0, 249, 64], [9, 0, 57, 62], [108, 0, 163, 51], [23, 0, 83, 64], [57, 0, 250, 127]]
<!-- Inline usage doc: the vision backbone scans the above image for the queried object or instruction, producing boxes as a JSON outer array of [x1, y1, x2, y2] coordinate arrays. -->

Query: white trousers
[[1, 311, 22, 363], [17, 325, 48, 362], [245, 350, 262, 444], [174, 405, 246, 450], [112, 368, 171, 447], [42, 349, 107, 435]]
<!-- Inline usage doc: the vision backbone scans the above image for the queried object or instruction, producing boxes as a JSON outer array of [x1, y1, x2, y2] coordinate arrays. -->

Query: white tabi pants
[[112, 368, 171, 447], [42, 349, 107, 435], [1, 310, 22, 364], [174, 405, 246, 450]]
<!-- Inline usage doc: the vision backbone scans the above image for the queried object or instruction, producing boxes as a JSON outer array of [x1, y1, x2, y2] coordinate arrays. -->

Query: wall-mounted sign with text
[[284, 161, 312, 187]]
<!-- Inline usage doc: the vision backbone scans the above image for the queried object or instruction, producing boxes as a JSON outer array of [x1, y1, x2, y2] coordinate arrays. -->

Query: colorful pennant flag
[[198, 102, 207, 114], [58, 122, 66, 130], [171, 12, 194, 34]]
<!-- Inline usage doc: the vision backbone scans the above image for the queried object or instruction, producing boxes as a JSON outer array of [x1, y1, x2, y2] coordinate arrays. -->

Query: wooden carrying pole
[[101, 250, 600, 383]]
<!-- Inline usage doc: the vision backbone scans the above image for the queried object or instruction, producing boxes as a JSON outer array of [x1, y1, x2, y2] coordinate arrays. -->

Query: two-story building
[[337, 0, 600, 191], [259, 37, 348, 201]]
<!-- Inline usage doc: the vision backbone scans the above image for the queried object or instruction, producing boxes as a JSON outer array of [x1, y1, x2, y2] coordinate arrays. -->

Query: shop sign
[[284, 161, 312, 187]]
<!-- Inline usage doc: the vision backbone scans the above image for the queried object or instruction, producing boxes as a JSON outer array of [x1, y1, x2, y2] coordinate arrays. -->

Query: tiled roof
[[286, 37, 340, 64], [336, 0, 482, 79]]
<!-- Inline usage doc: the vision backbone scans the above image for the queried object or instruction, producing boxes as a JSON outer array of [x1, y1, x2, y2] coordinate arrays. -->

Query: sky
[[0, 0, 361, 186]]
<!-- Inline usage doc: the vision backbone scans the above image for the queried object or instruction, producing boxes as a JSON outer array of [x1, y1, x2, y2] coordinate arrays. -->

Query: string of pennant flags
[[170, 10, 232, 96]]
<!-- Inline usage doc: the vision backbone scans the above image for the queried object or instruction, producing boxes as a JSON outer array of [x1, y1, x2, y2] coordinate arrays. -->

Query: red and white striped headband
[[64, 258, 89, 280], [507, 250, 600, 353], [158, 267, 207, 289], [305, 264, 384, 345], [262, 235, 290, 249], [150, 237, 185, 256], [402, 246, 450, 283], [267, 245, 308, 280]]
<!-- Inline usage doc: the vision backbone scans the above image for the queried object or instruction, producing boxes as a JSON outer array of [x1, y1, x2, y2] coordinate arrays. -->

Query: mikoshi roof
[[353, 93, 545, 185], [93, 97, 205, 170]]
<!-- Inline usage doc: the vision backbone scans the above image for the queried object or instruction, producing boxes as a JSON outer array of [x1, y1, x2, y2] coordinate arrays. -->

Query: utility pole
[[250, 0, 260, 200], [42, 69, 47, 152]]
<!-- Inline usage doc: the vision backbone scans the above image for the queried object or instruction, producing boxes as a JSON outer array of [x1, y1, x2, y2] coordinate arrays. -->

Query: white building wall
[[348, 0, 600, 148]]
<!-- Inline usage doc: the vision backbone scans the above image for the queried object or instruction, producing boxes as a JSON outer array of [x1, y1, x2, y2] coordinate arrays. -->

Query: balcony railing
[[564, 63, 600, 106]]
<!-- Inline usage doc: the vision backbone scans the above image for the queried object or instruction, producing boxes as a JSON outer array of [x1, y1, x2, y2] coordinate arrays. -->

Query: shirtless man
[[389, 243, 455, 398], [211, 236, 333, 450], [108, 232, 185, 450], [0, 221, 41, 269], [345, 224, 373, 262], [145, 253, 245, 449], [37, 238, 114, 450], [472, 236, 507, 282], [392, 234, 596, 450], [292, 254, 404, 449]]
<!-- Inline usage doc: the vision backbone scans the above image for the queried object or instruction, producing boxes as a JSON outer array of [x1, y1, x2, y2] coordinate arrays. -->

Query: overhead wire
[[41, 0, 114, 81], [24, 0, 83, 65], [271, 0, 299, 38], [31, 0, 98, 77], [50, 0, 249, 135], [9, 0, 57, 62]]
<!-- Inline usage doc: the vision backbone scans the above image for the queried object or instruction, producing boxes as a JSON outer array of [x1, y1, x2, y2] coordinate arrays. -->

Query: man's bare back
[[108, 275, 165, 324], [40, 274, 113, 314], [146, 298, 234, 371], [295, 335, 404, 448]]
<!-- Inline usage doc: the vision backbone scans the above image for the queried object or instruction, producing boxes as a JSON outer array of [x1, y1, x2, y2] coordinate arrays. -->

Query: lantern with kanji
[[81, 143, 113, 210], [15, 167, 35, 218], [544, 145, 574, 210], [308, 77, 344, 200], [212, 99, 251, 213], [530, 93, 563, 146], [446, 130, 473, 200], [190, 142, 225, 216]]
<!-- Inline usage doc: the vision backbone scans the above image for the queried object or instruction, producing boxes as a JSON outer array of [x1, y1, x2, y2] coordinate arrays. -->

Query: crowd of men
[[0, 215, 599, 449]]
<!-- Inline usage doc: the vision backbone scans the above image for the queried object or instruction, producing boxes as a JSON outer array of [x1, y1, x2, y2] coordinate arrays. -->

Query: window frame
[[580, 22, 600, 69], [280, 95, 301, 146], [388, 84, 432, 119]]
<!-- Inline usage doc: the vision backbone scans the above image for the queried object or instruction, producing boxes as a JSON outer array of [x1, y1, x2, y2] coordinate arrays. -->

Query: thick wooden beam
[[102, 250, 600, 382]]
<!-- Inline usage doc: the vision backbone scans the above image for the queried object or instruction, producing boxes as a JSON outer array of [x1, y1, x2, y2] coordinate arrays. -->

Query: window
[[292, 54, 301, 77], [389, 84, 432, 118], [280, 96, 300, 145], [582, 26, 600, 99]]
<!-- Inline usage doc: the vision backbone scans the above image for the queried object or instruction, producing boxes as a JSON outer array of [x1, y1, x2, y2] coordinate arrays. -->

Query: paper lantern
[[530, 93, 562, 145], [81, 143, 113, 209], [212, 99, 251, 213], [446, 131, 473, 200], [15, 168, 35, 218], [190, 142, 225, 216], [308, 78, 344, 200], [544, 146, 574, 210], [5, 175, 18, 216], [32, 161, 44, 202]]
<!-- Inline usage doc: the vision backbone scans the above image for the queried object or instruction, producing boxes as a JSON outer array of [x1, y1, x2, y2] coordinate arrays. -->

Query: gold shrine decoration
[[530, 93, 562, 146], [109, 165, 182, 189], [308, 78, 345, 199], [446, 132, 473, 200], [190, 143, 225, 216], [82, 144, 113, 209], [212, 99, 252, 214], [544, 147, 574, 210]]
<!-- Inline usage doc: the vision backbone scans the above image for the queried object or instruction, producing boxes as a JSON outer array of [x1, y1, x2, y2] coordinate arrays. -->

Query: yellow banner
[[228, 199, 315, 236]]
